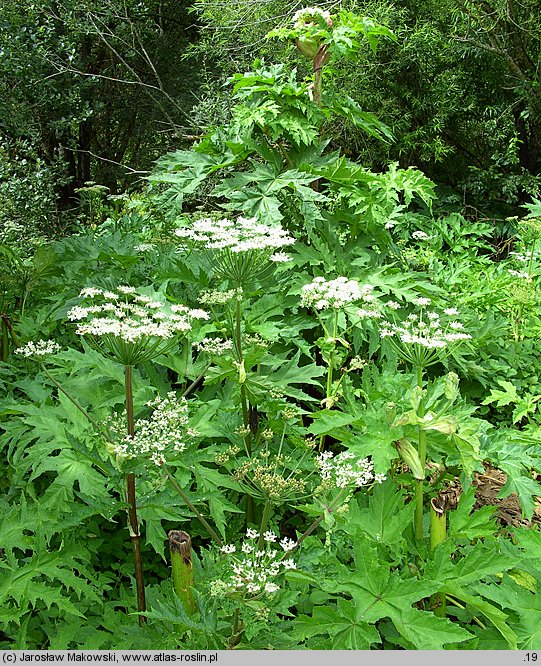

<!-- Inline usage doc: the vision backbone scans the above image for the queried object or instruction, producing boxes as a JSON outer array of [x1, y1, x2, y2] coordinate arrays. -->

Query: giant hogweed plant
[[3, 216, 541, 648], [2, 10, 541, 651], [148, 9, 434, 256]]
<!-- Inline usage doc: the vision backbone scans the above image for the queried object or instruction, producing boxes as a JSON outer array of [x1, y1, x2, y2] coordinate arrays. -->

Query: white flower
[[279, 537, 297, 552], [301, 277, 375, 311], [379, 304, 471, 364], [413, 297, 431, 306], [109, 392, 194, 466], [282, 559, 297, 570], [134, 243, 155, 252], [385, 221, 396, 229], [199, 289, 240, 305], [67, 287, 207, 362], [270, 252, 291, 263], [193, 337, 233, 356], [213, 536, 297, 598], [175, 217, 295, 254], [508, 269, 530, 279], [412, 231, 430, 241], [117, 285, 137, 294], [387, 301, 401, 310], [14, 339, 61, 359], [246, 528, 259, 539], [316, 450, 378, 489], [263, 531, 277, 542], [292, 6, 332, 28]]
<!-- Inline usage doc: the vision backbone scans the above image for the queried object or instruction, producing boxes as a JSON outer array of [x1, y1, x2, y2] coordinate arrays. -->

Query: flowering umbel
[[175, 216, 295, 285], [211, 530, 297, 599], [301, 277, 376, 311], [14, 339, 61, 359], [316, 451, 386, 489], [67, 286, 208, 365], [109, 392, 197, 466], [379, 298, 471, 369]]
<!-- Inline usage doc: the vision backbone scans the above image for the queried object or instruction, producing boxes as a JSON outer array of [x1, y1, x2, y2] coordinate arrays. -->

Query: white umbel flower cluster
[[213, 530, 297, 598], [301, 277, 375, 311], [67, 287, 208, 355], [175, 217, 295, 254], [316, 451, 386, 489], [14, 339, 61, 359], [193, 337, 234, 356], [111, 392, 195, 466], [380, 299, 471, 350]]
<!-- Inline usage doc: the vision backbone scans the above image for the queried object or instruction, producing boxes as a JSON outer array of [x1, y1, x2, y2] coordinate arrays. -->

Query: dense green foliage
[[1, 0, 541, 653]]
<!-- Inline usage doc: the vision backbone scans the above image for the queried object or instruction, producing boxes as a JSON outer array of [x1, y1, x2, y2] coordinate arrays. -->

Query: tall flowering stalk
[[380, 298, 471, 541], [301, 277, 380, 447], [68, 285, 208, 623], [292, 450, 386, 550], [177, 216, 295, 522]]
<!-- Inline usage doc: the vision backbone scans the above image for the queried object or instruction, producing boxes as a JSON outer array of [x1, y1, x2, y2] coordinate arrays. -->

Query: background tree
[[0, 0, 203, 236]]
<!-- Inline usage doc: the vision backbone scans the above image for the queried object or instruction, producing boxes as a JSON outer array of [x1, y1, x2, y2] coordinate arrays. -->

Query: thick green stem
[[164, 466, 223, 546], [320, 311, 338, 451], [124, 364, 146, 625], [169, 530, 198, 615], [229, 608, 244, 648], [235, 297, 254, 523], [313, 64, 323, 106], [257, 501, 273, 551], [414, 365, 427, 541], [430, 499, 447, 617]]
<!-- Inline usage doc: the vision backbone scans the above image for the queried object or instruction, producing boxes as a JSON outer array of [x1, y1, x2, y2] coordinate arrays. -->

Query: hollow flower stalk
[[109, 392, 196, 466], [67, 286, 208, 365], [211, 530, 297, 598]]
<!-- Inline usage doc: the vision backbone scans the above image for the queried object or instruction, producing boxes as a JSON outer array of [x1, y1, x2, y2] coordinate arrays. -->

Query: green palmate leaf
[[292, 600, 381, 649], [443, 582, 518, 649], [328, 95, 394, 142], [424, 542, 518, 648], [347, 482, 413, 547], [482, 380, 520, 407], [251, 350, 325, 402], [425, 541, 516, 588], [349, 412, 400, 474], [307, 410, 358, 436], [0, 549, 101, 622], [450, 423, 483, 477], [323, 536, 439, 624], [137, 495, 193, 559], [482, 430, 540, 520], [29, 448, 109, 500], [393, 609, 473, 649], [448, 488, 498, 540], [479, 577, 541, 649], [498, 475, 540, 521]]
